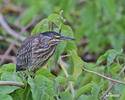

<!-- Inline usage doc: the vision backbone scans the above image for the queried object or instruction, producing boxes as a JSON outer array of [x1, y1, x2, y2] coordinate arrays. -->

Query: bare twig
[[0, 81, 24, 88], [0, 55, 16, 63], [0, 13, 25, 41], [0, 35, 20, 46], [0, 44, 14, 65], [101, 66, 125, 99], [82, 67, 125, 85], [59, 10, 64, 21], [20, 16, 40, 34], [59, 57, 75, 99], [14, 12, 25, 26]]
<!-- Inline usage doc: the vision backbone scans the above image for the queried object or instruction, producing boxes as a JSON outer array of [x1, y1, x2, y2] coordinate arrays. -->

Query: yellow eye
[[52, 35, 60, 39]]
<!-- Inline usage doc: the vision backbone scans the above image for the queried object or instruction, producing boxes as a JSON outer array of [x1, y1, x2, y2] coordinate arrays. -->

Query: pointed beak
[[59, 36, 75, 41]]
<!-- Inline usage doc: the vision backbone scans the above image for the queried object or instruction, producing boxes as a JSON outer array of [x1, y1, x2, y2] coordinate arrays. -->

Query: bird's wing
[[16, 35, 33, 71]]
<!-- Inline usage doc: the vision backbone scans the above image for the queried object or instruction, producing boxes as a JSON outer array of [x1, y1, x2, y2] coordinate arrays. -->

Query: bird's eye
[[52, 35, 60, 39]]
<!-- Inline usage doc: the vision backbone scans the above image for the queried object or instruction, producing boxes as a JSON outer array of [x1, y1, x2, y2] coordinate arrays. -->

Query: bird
[[16, 31, 75, 72]]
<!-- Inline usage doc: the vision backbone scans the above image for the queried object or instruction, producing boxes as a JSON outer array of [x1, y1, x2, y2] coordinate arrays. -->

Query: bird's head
[[41, 31, 75, 42]]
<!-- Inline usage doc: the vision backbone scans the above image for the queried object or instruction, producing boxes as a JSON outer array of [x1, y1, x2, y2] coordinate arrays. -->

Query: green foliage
[[1, 0, 125, 98], [0, 94, 12, 100], [1, 47, 124, 100], [74, 83, 94, 99]]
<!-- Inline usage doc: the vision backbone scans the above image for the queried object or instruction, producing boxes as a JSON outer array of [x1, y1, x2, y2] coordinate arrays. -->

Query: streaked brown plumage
[[16, 31, 75, 72]]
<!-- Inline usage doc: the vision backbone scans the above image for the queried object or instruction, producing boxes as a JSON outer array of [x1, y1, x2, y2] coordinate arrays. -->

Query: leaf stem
[[59, 57, 75, 99]]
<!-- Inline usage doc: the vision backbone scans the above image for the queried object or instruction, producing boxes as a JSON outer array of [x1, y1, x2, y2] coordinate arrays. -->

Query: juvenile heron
[[16, 31, 75, 72]]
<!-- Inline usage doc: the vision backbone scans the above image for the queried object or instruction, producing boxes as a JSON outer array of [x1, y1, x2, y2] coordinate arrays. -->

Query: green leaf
[[120, 89, 125, 100], [66, 75, 75, 82], [31, 18, 49, 34], [0, 72, 23, 94], [10, 88, 31, 100], [96, 49, 117, 65], [48, 14, 62, 26], [0, 63, 16, 73], [110, 63, 121, 77], [23, 84, 33, 100], [61, 24, 77, 51], [71, 50, 82, 79], [55, 76, 66, 85], [78, 95, 94, 100], [53, 41, 66, 67], [102, 0, 116, 20], [0, 93, 12, 100], [91, 85, 100, 99], [36, 68, 56, 79], [74, 83, 94, 99], [60, 91, 72, 100], [28, 75, 55, 100], [107, 52, 116, 66]]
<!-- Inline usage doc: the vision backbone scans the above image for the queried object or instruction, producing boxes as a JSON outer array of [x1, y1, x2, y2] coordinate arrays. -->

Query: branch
[[0, 13, 25, 41], [20, 16, 40, 34], [0, 43, 14, 65], [59, 57, 75, 99], [0, 35, 20, 46], [0, 81, 25, 88], [101, 65, 125, 99], [82, 67, 125, 85], [0, 55, 16, 63]]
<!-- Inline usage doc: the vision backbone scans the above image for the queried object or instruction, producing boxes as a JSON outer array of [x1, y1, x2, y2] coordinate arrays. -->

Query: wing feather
[[16, 35, 34, 71]]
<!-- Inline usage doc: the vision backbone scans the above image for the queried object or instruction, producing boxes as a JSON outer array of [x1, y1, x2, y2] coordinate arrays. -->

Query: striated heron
[[16, 31, 75, 72]]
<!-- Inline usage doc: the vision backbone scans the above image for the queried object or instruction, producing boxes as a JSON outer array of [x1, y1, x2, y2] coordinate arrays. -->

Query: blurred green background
[[0, 0, 125, 100]]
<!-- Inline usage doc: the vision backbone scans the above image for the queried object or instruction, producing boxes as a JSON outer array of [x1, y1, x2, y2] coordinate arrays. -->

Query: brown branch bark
[[0, 55, 16, 64], [20, 16, 40, 34], [0, 44, 14, 65], [82, 67, 125, 85], [0, 81, 24, 88], [0, 35, 20, 46], [101, 66, 125, 99], [59, 57, 75, 99], [0, 13, 25, 41]]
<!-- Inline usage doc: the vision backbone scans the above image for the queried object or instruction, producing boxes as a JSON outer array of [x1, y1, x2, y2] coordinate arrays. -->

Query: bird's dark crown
[[40, 31, 61, 38], [40, 31, 75, 41]]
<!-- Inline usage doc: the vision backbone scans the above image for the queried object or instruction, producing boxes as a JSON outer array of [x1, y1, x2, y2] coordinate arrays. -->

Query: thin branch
[[14, 12, 25, 26], [0, 35, 20, 46], [0, 43, 14, 65], [82, 67, 125, 85], [101, 65, 125, 99], [0, 13, 25, 41], [59, 57, 75, 99], [0, 81, 24, 88], [0, 55, 16, 64], [20, 16, 40, 34]]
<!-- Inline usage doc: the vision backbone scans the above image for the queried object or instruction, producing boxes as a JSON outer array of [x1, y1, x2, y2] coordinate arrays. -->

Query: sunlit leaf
[[60, 91, 72, 100], [31, 18, 49, 34], [36, 68, 56, 79], [96, 49, 118, 65], [28, 75, 55, 100], [0, 94, 12, 100], [74, 83, 94, 99]]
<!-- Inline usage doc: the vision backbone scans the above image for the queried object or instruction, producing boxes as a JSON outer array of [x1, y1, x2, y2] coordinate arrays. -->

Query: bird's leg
[[17, 71, 26, 80], [32, 71, 36, 78], [23, 70, 31, 80], [59, 28, 61, 33], [26, 71, 36, 78]]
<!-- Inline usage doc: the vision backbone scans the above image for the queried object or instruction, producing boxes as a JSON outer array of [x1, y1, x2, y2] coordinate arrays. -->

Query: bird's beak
[[58, 36, 75, 41]]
